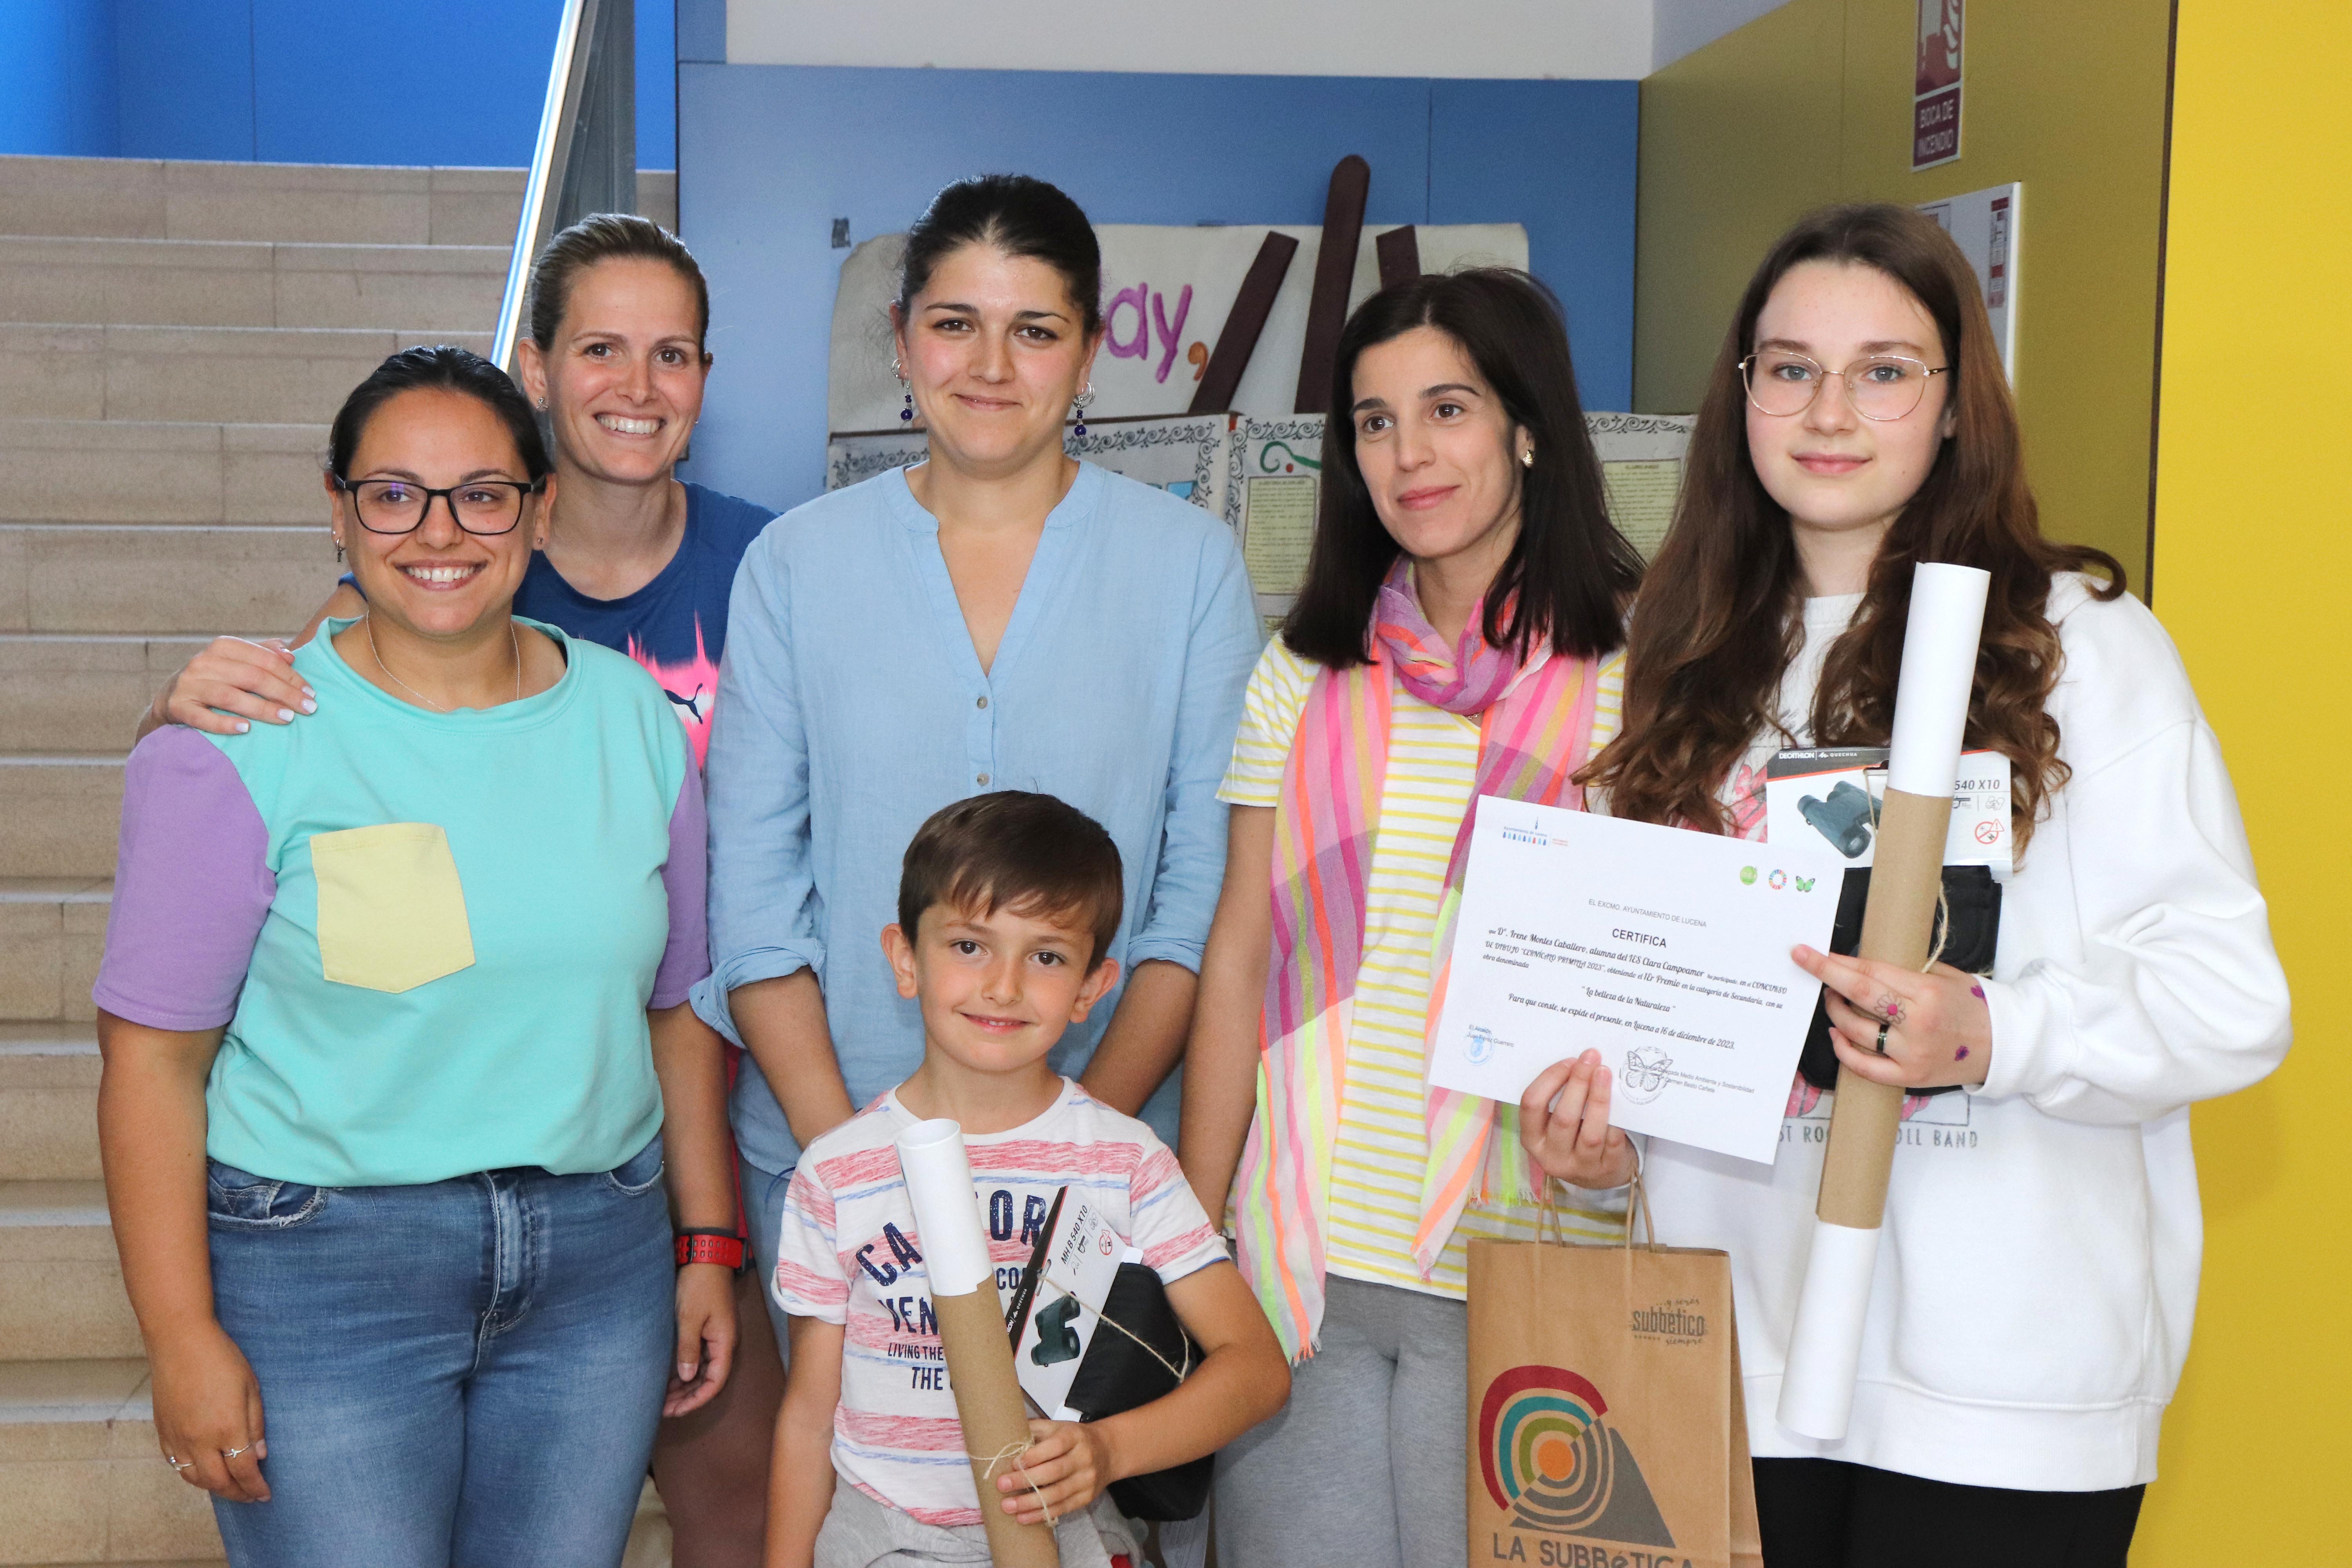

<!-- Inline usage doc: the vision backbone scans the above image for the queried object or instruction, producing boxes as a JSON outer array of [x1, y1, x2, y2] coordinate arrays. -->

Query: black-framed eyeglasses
[[332, 475, 545, 535], [1739, 351, 1949, 421]]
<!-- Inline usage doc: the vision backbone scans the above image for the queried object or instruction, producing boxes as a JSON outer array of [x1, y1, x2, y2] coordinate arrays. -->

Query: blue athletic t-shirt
[[515, 483, 775, 766], [344, 481, 774, 766]]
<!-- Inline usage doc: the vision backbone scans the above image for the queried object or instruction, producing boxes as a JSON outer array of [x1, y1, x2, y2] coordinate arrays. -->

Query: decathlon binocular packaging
[[1761, 745, 2014, 873]]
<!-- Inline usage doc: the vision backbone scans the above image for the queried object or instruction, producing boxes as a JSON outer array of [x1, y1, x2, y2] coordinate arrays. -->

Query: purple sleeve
[[93, 728, 275, 1031], [652, 759, 712, 1009]]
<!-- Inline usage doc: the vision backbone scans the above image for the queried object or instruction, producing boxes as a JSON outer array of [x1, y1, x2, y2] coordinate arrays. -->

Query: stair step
[[0, 420, 326, 526], [0, 524, 338, 636], [0, 1041, 102, 1182], [0, 1182, 140, 1363], [0, 889, 109, 1026], [0, 237, 505, 333], [0, 1359, 224, 1564], [0, 324, 492, 425], [0, 154, 674, 247], [0, 637, 211, 753], [0, 155, 519, 247], [0, 760, 122, 883]]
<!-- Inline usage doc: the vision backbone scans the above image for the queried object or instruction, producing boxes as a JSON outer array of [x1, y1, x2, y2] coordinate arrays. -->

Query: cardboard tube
[[1778, 563, 1989, 1441], [1815, 787, 1951, 1228], [894, 1120, 1060, 1568]]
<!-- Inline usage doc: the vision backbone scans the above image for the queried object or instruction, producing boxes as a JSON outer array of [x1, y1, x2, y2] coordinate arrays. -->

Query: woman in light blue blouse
[[693, 175, 1260, 1341]]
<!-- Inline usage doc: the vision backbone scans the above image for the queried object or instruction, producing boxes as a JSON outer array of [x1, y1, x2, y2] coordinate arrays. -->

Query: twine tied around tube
[[970, 1438, 1057, 1526]]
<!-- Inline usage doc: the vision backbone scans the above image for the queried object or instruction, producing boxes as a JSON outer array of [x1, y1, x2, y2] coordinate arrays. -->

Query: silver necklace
[[363, 615, 522, 713]]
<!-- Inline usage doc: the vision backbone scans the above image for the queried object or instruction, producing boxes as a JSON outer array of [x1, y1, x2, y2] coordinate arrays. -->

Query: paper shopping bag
[[1466, 1180, 1762, 1568]]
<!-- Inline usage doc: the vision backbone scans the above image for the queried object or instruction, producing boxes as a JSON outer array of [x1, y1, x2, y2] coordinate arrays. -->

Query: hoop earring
[[1071, 387, 1094, 439]]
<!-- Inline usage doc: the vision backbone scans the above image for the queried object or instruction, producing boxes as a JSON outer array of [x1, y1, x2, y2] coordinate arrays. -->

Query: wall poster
[[1917, 183, 2019, 381]]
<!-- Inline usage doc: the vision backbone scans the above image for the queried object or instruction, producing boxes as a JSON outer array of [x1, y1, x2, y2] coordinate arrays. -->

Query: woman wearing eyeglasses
[[1537, 205, 2289, 1566], [136, 215, 786, 1566], [93, 345, 734, 1568]]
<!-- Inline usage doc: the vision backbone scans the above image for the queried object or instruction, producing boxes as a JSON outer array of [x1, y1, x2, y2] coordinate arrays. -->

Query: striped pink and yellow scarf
[[1233, 559, 1603, 1359]]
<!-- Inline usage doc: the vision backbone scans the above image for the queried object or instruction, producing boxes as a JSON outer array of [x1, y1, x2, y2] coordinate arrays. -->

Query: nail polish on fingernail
[[276, 708, 295, 722], [236, 721, 250, 733], [299, 699, 316, 713], [302, 686, 315, 698]]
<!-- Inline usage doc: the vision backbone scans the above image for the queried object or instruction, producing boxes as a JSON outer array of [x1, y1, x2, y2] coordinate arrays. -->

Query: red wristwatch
[[675, 1229, 746, 1271]]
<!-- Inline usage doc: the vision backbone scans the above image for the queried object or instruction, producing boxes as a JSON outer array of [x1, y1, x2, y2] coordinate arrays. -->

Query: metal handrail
[[493, 0, 593, 372], [492, 0, 636, 374]]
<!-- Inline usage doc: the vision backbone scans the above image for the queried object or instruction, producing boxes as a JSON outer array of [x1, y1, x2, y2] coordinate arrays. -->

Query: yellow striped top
[[1220, 637, 1628, 1298]]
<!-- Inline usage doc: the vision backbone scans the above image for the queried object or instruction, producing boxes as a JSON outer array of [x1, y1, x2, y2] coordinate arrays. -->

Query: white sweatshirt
[[1641, 573, 2291, 1492]]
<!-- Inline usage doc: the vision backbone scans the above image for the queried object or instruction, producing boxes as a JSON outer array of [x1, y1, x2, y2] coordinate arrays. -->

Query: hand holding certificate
[[1427, 801, 1843, 1164]]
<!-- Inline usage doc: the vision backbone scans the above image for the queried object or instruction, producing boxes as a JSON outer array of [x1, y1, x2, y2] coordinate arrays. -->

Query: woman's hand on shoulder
[[140, 637, 314, 739], [146, 1318, 270, 1503], [1519, 1051, 1638, 1190]]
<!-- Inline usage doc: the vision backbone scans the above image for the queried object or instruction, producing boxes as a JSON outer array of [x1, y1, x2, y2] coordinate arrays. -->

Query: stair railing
[[492, 0, 637, 374]]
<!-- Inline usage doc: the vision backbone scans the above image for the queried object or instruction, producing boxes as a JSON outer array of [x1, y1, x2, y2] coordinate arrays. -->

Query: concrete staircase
[[0, 154, 677, 1567]]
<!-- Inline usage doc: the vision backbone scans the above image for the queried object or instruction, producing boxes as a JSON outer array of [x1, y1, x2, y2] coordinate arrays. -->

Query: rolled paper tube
[[896, 1118, 995, 1296], [1887, 564, 1992, 799], [1778, 563, 1989, 1442], [894, 1120, 1060, 1568], [1777, 1219, 1882, 1438]]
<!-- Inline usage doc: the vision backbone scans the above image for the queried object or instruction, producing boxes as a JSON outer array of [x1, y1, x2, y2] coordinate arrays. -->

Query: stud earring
[[1521, 447, 1536, 468], [1071, 387, 1095, 439]]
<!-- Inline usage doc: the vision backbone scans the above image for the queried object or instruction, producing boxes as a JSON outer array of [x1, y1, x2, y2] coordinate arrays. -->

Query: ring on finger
[[1873, 1020, 1892, 1055], [220, 1443, 250, 1460], [165, 1454, 194, 1472]]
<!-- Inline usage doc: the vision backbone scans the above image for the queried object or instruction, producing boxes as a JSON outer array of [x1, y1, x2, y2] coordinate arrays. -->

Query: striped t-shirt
[[771, 1080, 1227, 1527], [1220, 638, 1628, 1299]]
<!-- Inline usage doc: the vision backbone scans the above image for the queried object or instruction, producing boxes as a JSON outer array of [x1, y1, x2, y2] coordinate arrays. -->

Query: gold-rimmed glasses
[[1739, 350, 1948, 421]]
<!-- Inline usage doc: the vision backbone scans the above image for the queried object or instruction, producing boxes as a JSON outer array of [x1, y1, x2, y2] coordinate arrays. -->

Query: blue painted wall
[[0, 0, 677, 169], [0, 0, 120, 158], [677, 62, 1639, 515]]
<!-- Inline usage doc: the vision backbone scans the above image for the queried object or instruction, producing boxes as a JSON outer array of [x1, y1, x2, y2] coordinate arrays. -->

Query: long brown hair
[[1583, 204, 2123, 853]]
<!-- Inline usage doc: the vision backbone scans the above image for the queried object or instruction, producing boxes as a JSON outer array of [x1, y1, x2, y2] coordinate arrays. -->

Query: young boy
[[765, 792, 1290, 1568]]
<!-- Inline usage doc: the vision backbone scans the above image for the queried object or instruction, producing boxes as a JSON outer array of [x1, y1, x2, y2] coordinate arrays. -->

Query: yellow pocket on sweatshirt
[[309, 823, 476, 993]]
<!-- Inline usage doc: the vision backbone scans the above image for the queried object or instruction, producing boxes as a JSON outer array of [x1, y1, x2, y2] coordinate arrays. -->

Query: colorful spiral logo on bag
[[1478, 1366, 1675, 1547]]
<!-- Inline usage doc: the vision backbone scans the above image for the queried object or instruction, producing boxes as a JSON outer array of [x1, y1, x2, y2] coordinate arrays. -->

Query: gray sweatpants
[[1212, 1274, 1469, 1568], [814, 1474, 1140, 1567]]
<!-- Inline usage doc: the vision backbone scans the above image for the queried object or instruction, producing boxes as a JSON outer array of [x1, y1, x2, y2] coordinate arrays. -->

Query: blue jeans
[[206, 1138, 675, 1568]]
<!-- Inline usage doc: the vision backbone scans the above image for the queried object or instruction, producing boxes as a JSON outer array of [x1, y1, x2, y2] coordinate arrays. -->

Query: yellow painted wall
[[2135, 4, 2352, 1560], [1635, 0, 2172, 586]]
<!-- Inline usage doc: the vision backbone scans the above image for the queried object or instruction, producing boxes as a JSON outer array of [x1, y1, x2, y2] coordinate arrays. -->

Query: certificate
[[1427, 799, 1845, 1164]]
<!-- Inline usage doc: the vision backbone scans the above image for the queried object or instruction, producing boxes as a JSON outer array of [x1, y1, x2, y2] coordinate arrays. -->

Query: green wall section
[[1634, 0, 2174, 590]]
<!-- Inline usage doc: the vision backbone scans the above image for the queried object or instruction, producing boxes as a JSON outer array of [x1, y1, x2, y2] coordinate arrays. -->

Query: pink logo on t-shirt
[[628, 621, 720, 767]]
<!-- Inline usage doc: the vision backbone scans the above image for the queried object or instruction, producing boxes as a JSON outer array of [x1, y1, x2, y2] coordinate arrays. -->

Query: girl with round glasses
[[94, 347, 731, 1568], [1539, 204, 2289, 1566]]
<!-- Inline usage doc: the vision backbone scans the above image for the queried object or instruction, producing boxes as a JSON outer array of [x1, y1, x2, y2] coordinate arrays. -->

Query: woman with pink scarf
[[1179, 270, 1642, 1568]]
